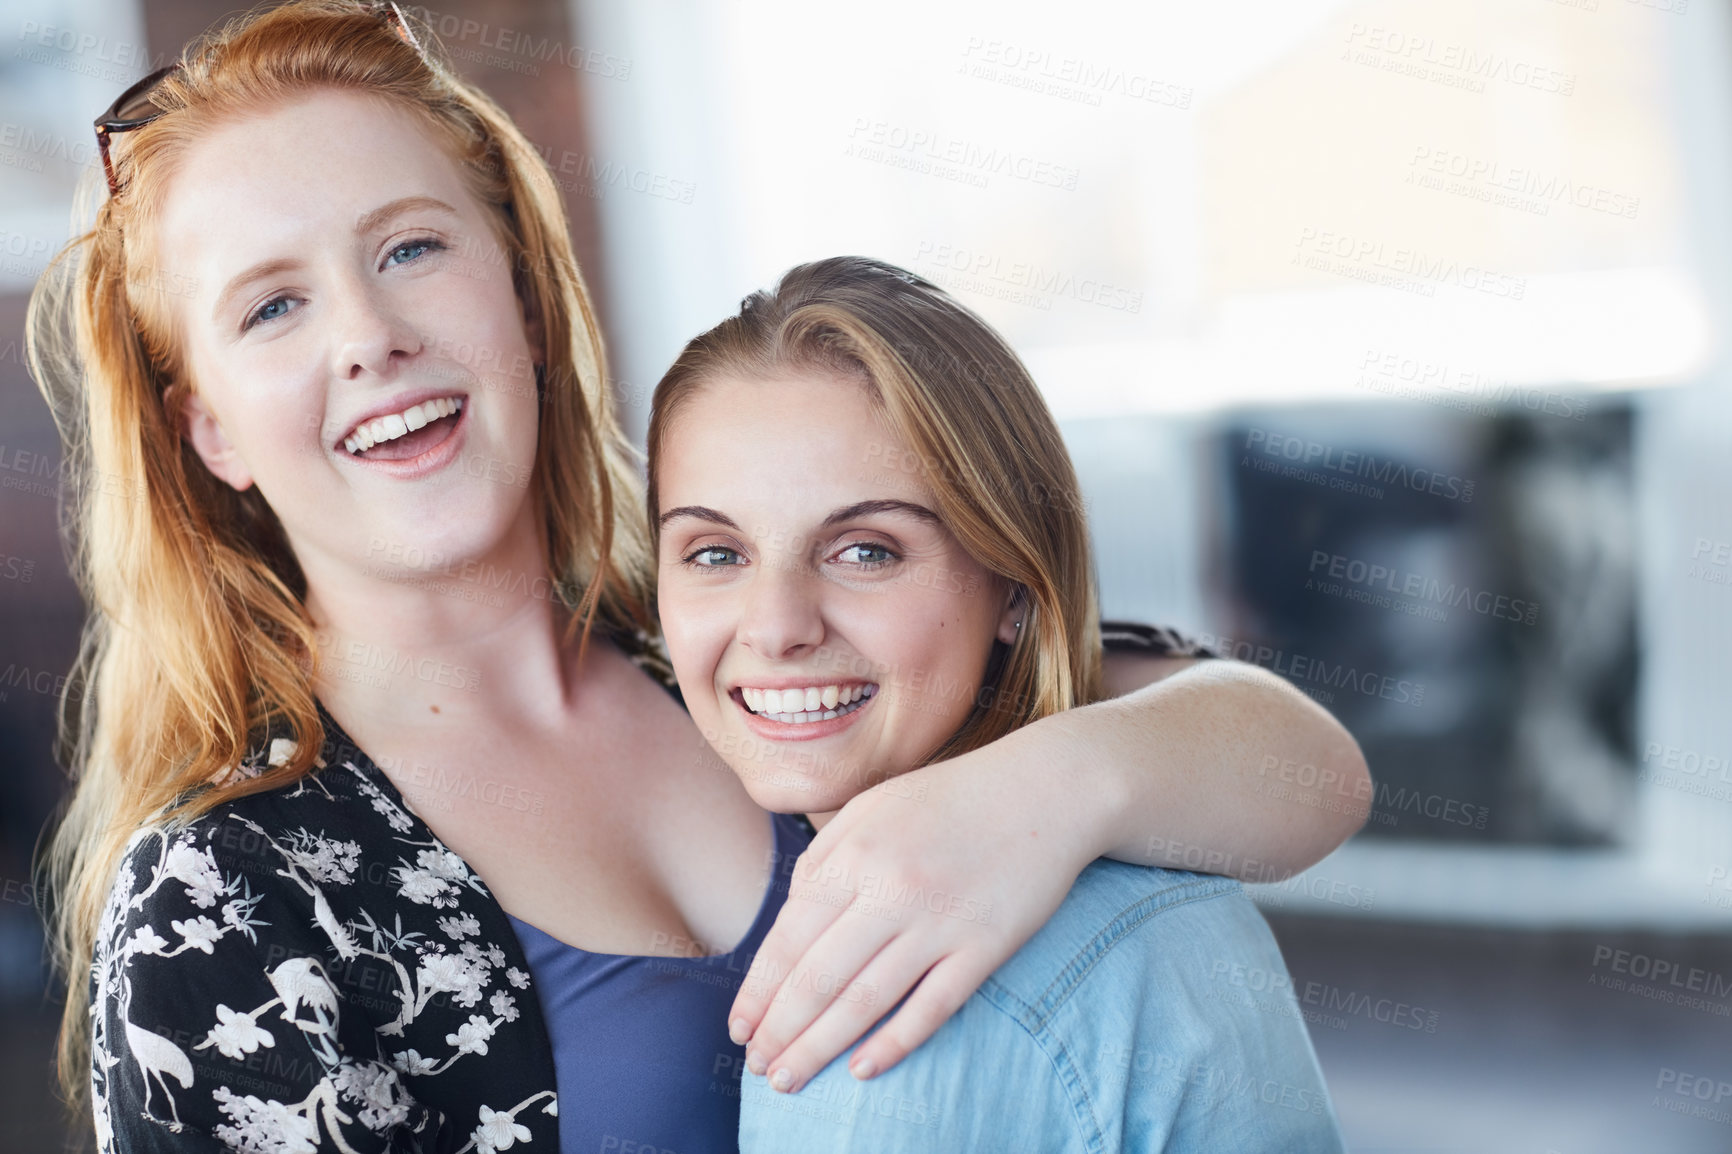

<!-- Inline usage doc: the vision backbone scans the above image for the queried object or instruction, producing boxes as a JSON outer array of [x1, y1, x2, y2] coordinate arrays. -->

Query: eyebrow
[[657, 499, 941, 533], [819, 499, 941, 529], [211, 195, 461, 322], [659, 505, 740, 531]]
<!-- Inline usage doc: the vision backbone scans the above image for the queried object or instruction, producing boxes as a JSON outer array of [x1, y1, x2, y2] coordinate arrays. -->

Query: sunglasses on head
[[92, 1, 424, 197]]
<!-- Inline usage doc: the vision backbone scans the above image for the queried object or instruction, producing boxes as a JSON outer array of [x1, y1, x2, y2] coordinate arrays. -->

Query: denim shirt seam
[[974, 977, 1107, 1152], [1023, 873, 1242, 1023], [968, 873, 1242, 1153]]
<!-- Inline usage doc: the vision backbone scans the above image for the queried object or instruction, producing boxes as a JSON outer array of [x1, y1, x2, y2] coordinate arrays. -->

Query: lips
[[339, 393, 466, 459]]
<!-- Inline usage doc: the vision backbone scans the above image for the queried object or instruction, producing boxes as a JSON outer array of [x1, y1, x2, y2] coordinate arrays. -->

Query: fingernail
[[728, 1017, 751, 1045], [745, 1050, 767, 1076], [770, 1067, 794, 1093], [850, 1056, 877, 1080]]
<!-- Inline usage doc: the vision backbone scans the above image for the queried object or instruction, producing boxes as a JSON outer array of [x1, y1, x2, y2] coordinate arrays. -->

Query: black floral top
[[91, 622, 1208, 1152]]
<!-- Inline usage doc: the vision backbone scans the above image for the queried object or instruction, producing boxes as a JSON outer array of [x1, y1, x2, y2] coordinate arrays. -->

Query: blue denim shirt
[[739, 862, 1345, 1153]]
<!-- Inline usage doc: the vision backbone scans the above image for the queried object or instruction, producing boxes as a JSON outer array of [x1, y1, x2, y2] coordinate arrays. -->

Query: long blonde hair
[[647, 256, 1102, 764], [26, 0, 653, 1113]]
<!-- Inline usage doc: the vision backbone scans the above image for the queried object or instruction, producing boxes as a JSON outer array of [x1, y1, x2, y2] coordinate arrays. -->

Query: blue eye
[[244, 295, 297, 330], [684, 546, 741, 568], [385, 237, 443, 267], [836, 543, 895, 567]]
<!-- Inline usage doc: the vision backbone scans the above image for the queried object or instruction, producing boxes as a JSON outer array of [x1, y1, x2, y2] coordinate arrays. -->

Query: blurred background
[[4, 0, 1732, 1150]]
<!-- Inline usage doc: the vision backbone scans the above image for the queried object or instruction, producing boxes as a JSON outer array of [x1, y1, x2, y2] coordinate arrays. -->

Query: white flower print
[[445, 1015, 496, 1056], [391, 1049, 438, 1076], [346, 761, 416, 833], [417, 952, 486, 1008], [332, 1060, 411, 1131], [172, 916, 222, 954], [94, 716, 579, 1153], [202, 1004, 276, 1061], [162, 841, 228, 909], [211, 1086, 318, 1154], [417, 848, 472, 883], [472, 1104, 532, 1152], [394, 867, 458, 908], [281, 830, 362, 886], [437, 912, 480, 940]]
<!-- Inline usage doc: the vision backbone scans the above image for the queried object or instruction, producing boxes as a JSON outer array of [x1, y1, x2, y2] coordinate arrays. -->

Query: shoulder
[[994, 865, 1344, 1152], [984, 863, 1254, 1011], [1100, 619, 1219, 660], [92, 731, 559, 1152]]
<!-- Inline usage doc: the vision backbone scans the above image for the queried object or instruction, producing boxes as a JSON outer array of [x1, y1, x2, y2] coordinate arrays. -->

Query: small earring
[[1014, 619, 1023, 630]]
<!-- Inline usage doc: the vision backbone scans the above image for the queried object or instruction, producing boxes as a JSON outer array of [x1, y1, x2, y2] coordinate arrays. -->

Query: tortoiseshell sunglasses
[[93, 1, 423, 197]]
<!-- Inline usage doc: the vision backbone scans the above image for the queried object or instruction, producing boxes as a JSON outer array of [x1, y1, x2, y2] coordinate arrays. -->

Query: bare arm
[[1038, 651, 1371, 880]]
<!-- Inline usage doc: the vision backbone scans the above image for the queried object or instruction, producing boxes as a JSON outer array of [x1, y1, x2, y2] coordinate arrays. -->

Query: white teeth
[[738, 683, 877, 724], [345, 396, 463, 455]]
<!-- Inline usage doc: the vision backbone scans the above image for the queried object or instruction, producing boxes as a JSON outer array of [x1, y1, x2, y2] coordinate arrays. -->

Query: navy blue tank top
[[508, 810, 812, 1154]]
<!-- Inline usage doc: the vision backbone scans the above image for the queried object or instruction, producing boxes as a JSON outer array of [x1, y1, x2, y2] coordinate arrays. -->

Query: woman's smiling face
[[156, 87, 542, 589], [655, 369, 1018, 816]]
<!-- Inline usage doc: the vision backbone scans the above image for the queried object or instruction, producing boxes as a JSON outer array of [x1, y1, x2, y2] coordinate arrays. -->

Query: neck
[[299, 506, 581, 732]]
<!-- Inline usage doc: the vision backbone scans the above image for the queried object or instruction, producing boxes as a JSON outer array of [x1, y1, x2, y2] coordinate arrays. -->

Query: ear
[[995, 582, 1026, 645], [177, 386, 255, 492]]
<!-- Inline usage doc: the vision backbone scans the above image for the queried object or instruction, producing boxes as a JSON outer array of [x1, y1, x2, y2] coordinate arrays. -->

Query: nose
[[328, 276, 423, 381], [737, 550, 826, 662]]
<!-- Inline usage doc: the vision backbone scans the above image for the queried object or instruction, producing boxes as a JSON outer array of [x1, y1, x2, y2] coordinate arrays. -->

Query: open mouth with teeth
[[343, 396, 465, 459], [736, 682, 877, 724]]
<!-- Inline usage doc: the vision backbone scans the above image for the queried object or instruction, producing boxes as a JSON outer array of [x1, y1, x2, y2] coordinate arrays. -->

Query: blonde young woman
[[28, 3, 1367, 1151], [649, 256, 1346, 1151]]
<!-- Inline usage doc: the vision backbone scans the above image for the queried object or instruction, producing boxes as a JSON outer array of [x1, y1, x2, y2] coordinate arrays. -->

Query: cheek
[[656, 582, 730, 687]]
